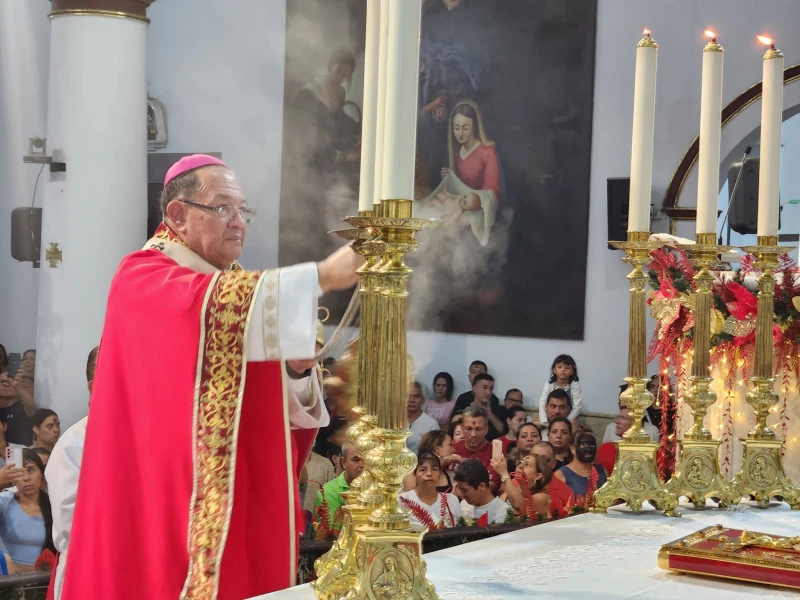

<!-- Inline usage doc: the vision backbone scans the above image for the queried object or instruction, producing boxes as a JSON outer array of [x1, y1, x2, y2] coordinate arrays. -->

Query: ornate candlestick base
[[345, 526, 436, 600], [595, 234, 678, 516], [594, 439, 679, 515], [732, 239, 800, 509], [668, 439, 740, 508], [667, 237, 740, 508]]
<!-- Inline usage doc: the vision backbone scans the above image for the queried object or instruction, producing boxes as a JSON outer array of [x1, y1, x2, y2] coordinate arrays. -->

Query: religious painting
[[278, 0, 597, 340]]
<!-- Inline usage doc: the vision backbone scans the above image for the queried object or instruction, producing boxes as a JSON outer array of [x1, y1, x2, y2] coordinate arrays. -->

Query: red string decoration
[[399, 497, 438, 530]]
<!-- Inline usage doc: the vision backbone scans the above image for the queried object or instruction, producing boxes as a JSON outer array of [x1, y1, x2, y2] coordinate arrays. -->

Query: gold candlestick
[[316, 200, 439, 600], [312, 226, 384, 598], [733, 237, 800, 509], [594, 232, 679, 516], [667, 233, 740, 508]]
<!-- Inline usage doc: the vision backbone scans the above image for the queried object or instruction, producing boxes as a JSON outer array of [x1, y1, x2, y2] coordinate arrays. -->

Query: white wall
[[0, 0, 50, 355], [145, 0, 800, 415], [6, 0, 800, 417]]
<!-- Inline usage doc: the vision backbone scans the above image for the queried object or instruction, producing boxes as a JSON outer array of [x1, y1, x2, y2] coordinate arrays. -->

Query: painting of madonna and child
[[278, 0, 597, 340]]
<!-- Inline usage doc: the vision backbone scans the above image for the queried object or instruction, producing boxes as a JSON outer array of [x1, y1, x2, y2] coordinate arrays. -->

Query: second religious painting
[[278, 0, 597, 340]]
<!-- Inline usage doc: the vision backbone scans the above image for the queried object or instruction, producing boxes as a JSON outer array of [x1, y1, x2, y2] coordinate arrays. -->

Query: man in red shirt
[[452, 406, 500, 492]]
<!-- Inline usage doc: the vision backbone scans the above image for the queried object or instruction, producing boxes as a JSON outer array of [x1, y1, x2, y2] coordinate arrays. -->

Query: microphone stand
[[718, 146, 752, 245]]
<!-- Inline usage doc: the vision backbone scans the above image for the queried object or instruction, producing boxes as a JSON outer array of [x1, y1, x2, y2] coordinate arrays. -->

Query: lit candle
[[695, 30, 724, 234], [357, 0, 381, 212], [372, 0, 390, 208], [628, 29, 658, 233], [756, 35, 784, 238], [380, 0, 422, 201]]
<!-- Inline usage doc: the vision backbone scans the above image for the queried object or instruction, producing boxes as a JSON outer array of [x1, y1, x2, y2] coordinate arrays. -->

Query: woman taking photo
[[0, 449, 54, 572], [492, 453, 552, 518]]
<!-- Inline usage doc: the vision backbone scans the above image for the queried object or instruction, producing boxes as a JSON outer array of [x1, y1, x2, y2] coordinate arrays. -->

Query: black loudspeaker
[[728, 157, 779, 235], [10, 207, 42, 264], [607, 177, 630, 249]]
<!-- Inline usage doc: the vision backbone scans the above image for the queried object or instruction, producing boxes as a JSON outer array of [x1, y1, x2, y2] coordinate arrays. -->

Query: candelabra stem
[[666, 234, 740, 508], [594, 232, 679, 516], [733, 237, 800, 509]]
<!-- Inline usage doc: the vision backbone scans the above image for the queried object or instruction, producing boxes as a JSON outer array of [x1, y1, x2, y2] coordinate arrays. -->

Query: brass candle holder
[[314, 200, 439, 600], [732, 237, 800, 509], [312, 224, 384, 599], [667, 233, 740, 508], [594, 232, 680, 516]]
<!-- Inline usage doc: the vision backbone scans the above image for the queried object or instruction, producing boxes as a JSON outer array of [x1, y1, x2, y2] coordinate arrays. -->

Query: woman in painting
[[418, 100, 501, 246]]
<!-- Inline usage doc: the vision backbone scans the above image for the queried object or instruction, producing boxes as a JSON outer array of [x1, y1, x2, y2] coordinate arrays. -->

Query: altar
[[255, 503, 799, 600]]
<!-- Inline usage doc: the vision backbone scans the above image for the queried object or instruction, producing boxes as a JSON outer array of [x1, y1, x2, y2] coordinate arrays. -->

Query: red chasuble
[[60, 225, 317, 600]]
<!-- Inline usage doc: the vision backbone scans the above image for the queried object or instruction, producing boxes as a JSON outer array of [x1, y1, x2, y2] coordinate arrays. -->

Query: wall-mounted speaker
[[607, 177, 630, 249], [11, 207, 42, 265]]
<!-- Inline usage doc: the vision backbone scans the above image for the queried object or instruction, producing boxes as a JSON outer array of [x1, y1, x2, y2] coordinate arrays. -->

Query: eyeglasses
[[179, 199, 257, 224]]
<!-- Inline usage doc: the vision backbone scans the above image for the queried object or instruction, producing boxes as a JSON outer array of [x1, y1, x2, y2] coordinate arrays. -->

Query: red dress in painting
[[454, 143, 502, 202], [57, 224, 326, 600]]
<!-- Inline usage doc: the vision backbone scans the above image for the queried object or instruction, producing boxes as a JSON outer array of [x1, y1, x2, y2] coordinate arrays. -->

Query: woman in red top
[[491, 454, 551, 518]]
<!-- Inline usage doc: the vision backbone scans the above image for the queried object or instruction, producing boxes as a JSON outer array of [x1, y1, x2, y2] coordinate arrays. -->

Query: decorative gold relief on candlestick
[[594, 232, 679, 516], [733, 239, 800, 509], [667, 233, 740, 508]]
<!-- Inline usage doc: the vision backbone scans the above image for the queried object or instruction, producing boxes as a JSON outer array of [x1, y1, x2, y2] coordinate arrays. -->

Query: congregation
[[307, 354, 671, 534], [0, 342, 670, 575]]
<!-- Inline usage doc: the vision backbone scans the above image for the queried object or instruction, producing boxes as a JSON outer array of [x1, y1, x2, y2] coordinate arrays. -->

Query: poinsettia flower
[[726, 283, 757, 320]]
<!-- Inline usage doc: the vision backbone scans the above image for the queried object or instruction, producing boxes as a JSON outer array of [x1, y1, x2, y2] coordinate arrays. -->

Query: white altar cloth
[[254, 502, 800, 600]]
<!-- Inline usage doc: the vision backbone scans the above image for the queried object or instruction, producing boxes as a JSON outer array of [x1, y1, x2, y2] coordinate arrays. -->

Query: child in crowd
[[538, 354, 582, 426]]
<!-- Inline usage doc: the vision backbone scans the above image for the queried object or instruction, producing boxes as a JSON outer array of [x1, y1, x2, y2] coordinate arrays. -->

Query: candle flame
[[704, 29, 716, 39], [757, 35, 773, 46], [642, 28, 651, 36]]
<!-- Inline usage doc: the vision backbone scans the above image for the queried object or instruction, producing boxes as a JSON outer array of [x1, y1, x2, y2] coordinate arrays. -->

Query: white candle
[[628, 30, 658, 233], [695, 31, 724, 234], [357, 0, 381, 212], [380, 0, 422, 201], [372, 0, 391, 207], [756, 36, 784, 238]]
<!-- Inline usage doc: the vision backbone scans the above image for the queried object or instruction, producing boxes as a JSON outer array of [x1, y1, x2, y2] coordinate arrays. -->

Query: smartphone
[[7, 354, 20, 379], [491, 439, 503, 461], [5, 447, 23, 469]]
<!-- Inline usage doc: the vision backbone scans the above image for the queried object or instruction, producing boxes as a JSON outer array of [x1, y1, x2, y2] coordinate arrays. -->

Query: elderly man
[[56, 156, 362, 600]]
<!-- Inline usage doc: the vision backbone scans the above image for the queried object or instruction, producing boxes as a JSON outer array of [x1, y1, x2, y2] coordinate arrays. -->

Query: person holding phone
[[0, 373, 34, 446], [0, 449, 54, 572]]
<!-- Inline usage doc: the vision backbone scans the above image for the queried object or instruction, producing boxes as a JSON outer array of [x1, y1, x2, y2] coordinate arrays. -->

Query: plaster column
[[36, 0, 154, 427]]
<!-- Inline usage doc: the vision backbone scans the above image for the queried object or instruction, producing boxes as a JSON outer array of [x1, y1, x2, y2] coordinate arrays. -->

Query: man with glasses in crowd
[[53, 155, 362, 600]]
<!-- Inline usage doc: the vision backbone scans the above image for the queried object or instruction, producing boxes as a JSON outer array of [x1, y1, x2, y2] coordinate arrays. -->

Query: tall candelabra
[[667, 233, 740, 508], [313, 200, 438, 600], [594, 232, 679, 516], [732, 238, 800, 509], [312, 228, 383, 599]]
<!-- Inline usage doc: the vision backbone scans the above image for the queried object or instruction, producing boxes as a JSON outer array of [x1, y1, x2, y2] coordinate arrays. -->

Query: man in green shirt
[[313, 443, 364, 525]]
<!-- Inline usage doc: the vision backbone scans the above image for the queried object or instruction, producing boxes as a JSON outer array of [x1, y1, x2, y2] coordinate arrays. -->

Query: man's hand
[[317, 244, 364, 293]]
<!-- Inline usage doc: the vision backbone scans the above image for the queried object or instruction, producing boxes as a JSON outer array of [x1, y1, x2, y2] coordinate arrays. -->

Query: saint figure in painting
[[416, 99, 501, 246]]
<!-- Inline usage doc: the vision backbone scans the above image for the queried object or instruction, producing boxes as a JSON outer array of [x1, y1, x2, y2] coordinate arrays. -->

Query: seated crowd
[[0, 342, 668, 572], [0, 345, 61, 574], [306, 354, 669, 532]]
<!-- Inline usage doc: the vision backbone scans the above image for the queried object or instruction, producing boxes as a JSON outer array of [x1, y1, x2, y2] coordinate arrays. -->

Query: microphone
[[718, 145, 753, 244]]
